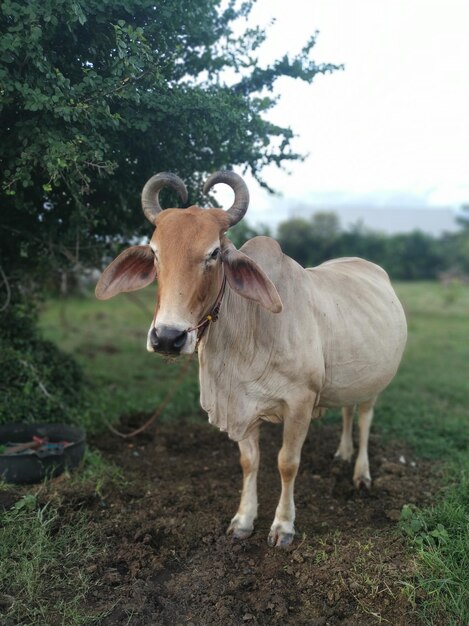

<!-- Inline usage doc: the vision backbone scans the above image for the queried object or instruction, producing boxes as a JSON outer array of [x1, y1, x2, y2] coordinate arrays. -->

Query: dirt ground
[[60, 417, 437, 624]]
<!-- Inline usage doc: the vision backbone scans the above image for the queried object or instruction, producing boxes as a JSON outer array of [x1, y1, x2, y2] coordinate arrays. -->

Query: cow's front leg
[[268, 407, 312, 548], [227, 425, 260, 540]]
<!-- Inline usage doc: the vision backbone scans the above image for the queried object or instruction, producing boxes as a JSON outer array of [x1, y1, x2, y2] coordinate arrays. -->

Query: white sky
[[214, 0, 469, 226]]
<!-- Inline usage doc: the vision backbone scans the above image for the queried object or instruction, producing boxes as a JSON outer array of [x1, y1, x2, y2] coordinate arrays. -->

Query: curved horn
[[141, 172, 188, 224], [203, 171, 249, 227]]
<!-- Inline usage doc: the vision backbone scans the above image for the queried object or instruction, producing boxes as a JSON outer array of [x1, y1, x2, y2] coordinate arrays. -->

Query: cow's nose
[[150, 326, 188, 353]]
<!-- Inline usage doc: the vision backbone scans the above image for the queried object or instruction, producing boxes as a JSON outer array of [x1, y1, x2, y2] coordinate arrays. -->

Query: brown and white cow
[[96, 171, 407, 548]]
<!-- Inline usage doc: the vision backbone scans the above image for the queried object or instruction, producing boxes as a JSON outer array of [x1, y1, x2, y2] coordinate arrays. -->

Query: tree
[[277, 218, 314, 267], [277, 212, 341, 267], [228, 221, 271, 249], [334, 228, 388, 269], [310, 211, 340, 242], [456, 204, 469, 230], [0, 0, 340, 286], [383, 231, 443, 280], [309, 211, 341, 264], [275, 212, 446, 279], [451, 204, 469, 272]]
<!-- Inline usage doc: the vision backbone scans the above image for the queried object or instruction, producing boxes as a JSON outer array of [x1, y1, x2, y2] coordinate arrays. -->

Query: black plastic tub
[[0, 423, 86, 484]]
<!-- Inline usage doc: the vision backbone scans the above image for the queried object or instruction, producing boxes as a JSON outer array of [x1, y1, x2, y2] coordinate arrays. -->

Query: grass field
[[1, 280, 468, 624], [379, 282, 469, 459], [38, 281, 469, 456], [39, 289, 202, 431]]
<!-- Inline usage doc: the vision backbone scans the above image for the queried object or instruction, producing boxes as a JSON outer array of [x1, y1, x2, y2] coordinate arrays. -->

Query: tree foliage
[[451, 205, 469, 273], [275, 211, 467, 281], [228, 220, 271, 249], [0, 0, 339, 283], [0, 299, 85, 425], [277, 212, 341, 267]]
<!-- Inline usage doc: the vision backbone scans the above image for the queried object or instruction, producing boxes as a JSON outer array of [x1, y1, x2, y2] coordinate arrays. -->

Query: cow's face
[[95, 172, 282, 355], [147, 206, 229, 354]]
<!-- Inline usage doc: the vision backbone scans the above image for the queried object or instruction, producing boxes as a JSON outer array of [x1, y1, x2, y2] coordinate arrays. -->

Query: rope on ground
[[105, 352, 195, 438]]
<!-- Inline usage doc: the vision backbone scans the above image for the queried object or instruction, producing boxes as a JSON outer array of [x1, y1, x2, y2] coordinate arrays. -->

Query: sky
[[213, 0, 469, 228]]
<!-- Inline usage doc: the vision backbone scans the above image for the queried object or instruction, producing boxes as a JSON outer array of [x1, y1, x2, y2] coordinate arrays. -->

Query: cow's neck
[[200, 285, 267, 364], [197, 285, 277, 441]]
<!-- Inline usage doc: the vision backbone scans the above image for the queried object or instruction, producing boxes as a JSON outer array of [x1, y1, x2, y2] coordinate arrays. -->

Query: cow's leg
[[334, 405, 355, 462], [227, 425, 260, 540], [268, 406, 312, 548], [353, 397, 376, 489]]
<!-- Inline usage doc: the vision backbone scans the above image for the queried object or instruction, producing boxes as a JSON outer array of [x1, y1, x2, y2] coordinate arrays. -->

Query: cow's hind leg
[[353, 397, 376, 489], [268, 405, 312, 549], [334, 405, 355, 462], [227, 425, 260, 540]]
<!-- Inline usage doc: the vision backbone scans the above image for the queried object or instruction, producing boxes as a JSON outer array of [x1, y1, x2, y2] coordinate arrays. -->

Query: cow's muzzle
[[149, 325, 188, 354]]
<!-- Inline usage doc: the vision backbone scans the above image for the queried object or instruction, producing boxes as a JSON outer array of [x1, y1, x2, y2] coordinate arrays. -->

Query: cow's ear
[[95, 245, 156, 300], [221, 238, 283, 313]]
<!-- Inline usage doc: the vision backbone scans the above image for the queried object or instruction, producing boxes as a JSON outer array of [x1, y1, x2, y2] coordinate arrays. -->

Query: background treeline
[[230, 209, 469, 280]]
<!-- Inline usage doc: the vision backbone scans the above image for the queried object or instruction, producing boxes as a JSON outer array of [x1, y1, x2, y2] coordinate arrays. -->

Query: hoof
[[334, 448, 354, 463], [354, 475, 372, 490], [231, 527, 253, 541], [226, 522, 253, 541], [267, 527, 295, 549]]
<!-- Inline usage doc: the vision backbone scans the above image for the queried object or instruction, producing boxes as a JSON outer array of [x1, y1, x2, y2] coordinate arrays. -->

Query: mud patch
[[68, 420, 436, 624]]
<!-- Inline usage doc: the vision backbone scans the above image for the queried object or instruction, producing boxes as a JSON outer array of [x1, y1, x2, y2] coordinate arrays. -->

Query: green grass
[[389, 282, 469, 624], [39, 288, 200, 433], [70, 448, 126, 497], [378, 282, 469, 459], [400, 459, 469, 625], [0, 448, 126, 625], [37, 280, 469, 624], [0, 495, 102, 625]]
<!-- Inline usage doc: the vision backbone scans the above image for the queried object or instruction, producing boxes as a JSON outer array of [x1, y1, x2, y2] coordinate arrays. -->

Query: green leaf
[[12, 495, 37, 514]]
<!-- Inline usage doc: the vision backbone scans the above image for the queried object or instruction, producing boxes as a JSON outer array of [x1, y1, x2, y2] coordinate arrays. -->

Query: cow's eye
[[210, 248, 220, 260]]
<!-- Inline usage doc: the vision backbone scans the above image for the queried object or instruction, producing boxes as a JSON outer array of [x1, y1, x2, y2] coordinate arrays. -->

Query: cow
[[96, 171, 407, 548]]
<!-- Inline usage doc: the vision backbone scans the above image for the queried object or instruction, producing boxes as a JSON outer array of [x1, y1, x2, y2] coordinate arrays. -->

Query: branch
[[19, 360, 53, 399], [81, 68, 153, 105], [0, 265, 11, 312]]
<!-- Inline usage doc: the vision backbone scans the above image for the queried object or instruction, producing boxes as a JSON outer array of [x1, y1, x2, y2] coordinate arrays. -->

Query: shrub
[[0, 297, 86, 426]]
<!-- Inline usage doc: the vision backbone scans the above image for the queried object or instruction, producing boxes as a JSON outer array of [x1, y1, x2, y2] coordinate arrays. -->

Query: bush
[[0, 297, 86, 426]]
